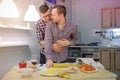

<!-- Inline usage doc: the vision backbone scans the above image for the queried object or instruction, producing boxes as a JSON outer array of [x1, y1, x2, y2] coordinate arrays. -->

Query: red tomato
[[19, 61, 27, 68]]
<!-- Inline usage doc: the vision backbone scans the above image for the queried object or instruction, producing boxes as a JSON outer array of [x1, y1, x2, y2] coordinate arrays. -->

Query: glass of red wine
[[94, 58, 99, 62], [31, 55, 37, 67], [93, 57, 99, 68], [31, 59, 37, 65]]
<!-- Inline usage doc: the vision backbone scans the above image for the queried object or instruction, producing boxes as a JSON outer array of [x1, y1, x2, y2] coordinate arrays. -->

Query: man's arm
[[35, 22, 44, 45], [56, 38, 70, 47], [44, 22, 53, 68], [69, 25, 78, 46], [40, 40, 63, 53]]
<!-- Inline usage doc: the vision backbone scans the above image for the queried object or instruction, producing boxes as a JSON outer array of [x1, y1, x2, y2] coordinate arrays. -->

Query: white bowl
[[20, 68, 33, 76], [66, 67, 77, 73]]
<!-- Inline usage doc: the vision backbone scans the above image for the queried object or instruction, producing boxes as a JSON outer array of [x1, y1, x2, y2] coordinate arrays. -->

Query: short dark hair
[[39, 4, 49, 13], [53, 5, 66, 17]]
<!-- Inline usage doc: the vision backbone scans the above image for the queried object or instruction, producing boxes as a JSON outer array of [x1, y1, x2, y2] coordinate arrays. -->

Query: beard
[[55, 22, 58, 25], [53, 19, 58, 25]]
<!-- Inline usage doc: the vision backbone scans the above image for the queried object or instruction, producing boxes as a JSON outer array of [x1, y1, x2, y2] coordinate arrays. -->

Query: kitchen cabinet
[[100, 48, 120, 71], [0, 25, 31, 47], [114, 49, 120, 71], [101, 7, 120, 28]]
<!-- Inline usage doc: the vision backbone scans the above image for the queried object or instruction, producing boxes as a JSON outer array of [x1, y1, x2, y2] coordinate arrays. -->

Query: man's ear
[[59, 13, 64, 17]]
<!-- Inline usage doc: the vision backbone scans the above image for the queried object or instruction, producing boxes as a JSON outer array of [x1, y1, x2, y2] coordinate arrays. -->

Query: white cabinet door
[[101, 8, 112, 28], [115, 7, 120, 27], [114, 49, 120, 71], [101, 7, 120, 28], [100, 49, 111, 70]]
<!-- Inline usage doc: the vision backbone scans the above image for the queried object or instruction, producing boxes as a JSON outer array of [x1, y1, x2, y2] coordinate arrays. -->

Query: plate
[[66, 70, 77, 73], [39, 72, 58, 77], [39, 68, 64, 77], [80, 68, 98, 73], [65, 67, 78, 73]]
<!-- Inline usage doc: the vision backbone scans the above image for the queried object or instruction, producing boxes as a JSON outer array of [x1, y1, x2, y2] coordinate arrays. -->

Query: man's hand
[[52, 43, 63, 53], [40, 40, 45, 46], [56, 38, 70, 47], [52, 39, 70, 53], [46, 59, 53, 68]]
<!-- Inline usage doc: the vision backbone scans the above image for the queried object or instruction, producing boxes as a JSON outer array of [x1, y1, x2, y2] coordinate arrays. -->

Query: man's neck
[[58, 18, 66, 30]]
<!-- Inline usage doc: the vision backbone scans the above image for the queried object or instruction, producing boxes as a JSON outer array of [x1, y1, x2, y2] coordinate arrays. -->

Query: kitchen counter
[[69, 45, 120, 58], [1, 65, 117, 80], [70, 45, 99, 48], [99, 45, 120, 48], [70, 45, 120, 48]]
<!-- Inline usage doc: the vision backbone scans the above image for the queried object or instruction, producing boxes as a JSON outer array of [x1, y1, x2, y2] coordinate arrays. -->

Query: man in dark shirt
[[35, 4, 51, 64]]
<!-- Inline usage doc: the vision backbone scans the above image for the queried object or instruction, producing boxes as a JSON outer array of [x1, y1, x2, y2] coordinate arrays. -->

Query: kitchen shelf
[[0, 25, 31, 30], [0, 42, 29, 47], [0, 25, 30, 47]]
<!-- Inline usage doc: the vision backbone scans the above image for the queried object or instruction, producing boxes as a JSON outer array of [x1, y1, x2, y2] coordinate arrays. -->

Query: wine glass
[[93, 54, 99, 68], [31, 55, 38, 69]]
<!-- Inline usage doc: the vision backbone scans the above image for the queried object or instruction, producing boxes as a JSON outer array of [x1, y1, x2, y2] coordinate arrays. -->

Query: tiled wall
[[100, 28, 120, 46]]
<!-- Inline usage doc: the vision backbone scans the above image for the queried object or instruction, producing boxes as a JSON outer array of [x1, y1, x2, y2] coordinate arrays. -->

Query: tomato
[[19, 61, 27, 68]]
